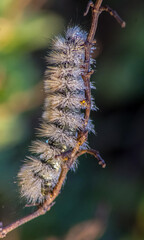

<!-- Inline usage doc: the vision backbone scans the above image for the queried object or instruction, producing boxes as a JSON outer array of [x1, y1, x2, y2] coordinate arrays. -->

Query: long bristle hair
[[18, 26, 96, 204]]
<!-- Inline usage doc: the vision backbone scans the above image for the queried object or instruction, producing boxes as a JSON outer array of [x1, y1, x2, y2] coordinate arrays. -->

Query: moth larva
[[18, 26, 95, 204]]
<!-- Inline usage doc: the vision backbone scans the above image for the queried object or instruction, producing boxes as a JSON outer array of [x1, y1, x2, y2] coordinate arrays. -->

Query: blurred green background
[[0, 0, 144, 239]]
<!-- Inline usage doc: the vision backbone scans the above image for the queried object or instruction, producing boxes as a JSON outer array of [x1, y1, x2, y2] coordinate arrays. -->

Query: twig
[[0, 0, 125, 238], [75, 149, 106, 168], [0, 166, 68, 238], [100, 5, 126, 28], [84, 1, 94, 16], [82, 0, 103, 127]]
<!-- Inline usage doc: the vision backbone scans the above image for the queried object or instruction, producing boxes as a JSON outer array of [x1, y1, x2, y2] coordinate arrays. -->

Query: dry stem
[[0, 0, 125, 238]]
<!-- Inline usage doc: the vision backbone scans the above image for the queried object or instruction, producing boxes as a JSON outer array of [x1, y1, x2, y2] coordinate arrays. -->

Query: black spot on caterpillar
[[18, 26, 96, 204]]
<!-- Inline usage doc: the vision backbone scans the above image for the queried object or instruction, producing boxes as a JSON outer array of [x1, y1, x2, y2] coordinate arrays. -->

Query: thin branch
[[84, 1, 94, 16], [75, 149, 106, 168], [0, 166, 68, 238], [82, 0, 103, 127], [0, 0, 125, 238], [100, 5, 126, 28]]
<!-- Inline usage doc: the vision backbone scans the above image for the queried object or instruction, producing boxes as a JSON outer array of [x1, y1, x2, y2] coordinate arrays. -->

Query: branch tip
[[99, 161, 106, 168], [25, 203, 39, 208], [121, 21, 126, 28], [75, 149, 106, 168], [84, 1, 94, 16], [100, 5, 126, 28]]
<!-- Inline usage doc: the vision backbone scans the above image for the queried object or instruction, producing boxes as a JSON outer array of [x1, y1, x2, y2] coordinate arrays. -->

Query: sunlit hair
[[18, 26, 96, 204]]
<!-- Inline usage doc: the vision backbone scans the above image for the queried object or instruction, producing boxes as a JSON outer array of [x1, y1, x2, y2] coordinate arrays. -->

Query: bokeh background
[[0, 0, 144, 239]]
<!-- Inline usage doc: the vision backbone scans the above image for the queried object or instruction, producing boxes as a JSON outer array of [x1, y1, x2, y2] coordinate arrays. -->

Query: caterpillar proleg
[[18, 26, 95, 204]]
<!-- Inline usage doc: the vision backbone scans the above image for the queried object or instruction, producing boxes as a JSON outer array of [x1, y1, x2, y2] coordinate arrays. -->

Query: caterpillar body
[[18, 26, 95, 204]]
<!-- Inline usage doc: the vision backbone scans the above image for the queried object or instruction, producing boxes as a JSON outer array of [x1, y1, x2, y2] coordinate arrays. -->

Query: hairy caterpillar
[[18, 26, 95, 204]]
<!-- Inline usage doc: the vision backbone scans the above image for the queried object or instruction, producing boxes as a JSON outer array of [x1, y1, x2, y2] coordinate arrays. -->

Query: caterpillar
[[18, 26, 95, 204]]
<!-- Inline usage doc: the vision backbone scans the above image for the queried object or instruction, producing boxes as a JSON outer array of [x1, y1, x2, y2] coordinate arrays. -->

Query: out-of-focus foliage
[[0, 0, 63, 53], [97, 8, 144, 105], [0, 0, 144, 240], [0, 0, 63, 149]]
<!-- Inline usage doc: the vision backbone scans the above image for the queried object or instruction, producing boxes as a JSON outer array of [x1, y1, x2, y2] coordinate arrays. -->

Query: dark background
[[0, 0, 144, 239]]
